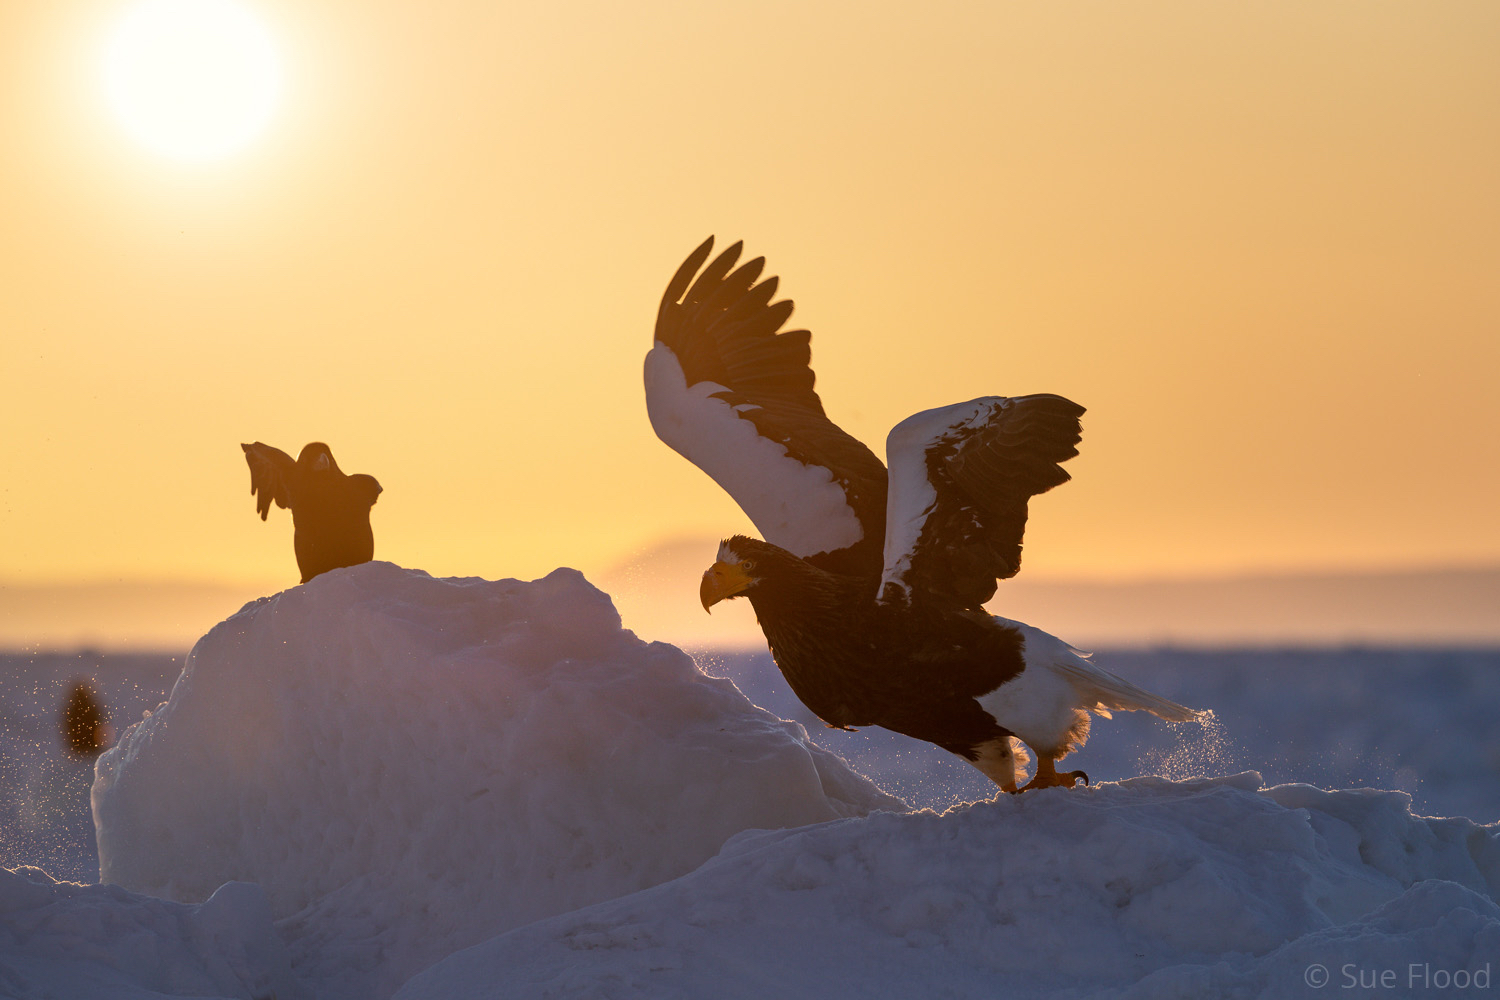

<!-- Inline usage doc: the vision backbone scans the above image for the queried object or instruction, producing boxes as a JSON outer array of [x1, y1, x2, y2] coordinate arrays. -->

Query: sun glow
[[103, 0, 283, 162]]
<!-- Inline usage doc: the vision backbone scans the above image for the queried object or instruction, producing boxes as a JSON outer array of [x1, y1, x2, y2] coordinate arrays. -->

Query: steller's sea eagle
[[242, 441, 382, 584], [645, 237, 1203, 792]]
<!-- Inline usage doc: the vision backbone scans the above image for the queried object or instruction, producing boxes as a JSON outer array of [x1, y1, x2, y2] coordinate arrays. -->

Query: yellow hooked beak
[[700, 560, 753, 612]]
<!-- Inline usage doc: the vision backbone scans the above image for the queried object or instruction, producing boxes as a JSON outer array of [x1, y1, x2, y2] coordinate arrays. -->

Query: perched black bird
[[646, 237, 1202, 792], [242, 441, 382, 583], [60, 681, 111, 757]]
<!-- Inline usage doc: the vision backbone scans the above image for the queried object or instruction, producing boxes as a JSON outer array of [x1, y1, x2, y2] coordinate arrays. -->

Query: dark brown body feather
[[729, 537, 1025, 762]]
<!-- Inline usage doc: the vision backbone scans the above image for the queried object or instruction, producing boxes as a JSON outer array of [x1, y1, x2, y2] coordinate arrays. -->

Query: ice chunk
[[92, 562, 900, 1000]]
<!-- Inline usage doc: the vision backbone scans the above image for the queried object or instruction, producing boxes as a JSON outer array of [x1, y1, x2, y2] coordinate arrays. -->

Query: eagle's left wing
[[878, 394, 1084, 610], [241, 441, 297, 520], [646, 237, 888, 577]]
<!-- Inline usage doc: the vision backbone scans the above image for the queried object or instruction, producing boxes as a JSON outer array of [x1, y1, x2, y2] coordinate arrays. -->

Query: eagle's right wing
[[645, 237, 888, 577], [241, 441, 297, 520]]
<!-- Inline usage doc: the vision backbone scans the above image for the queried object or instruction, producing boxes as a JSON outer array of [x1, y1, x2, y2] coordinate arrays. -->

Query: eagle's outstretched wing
[[241, 441, 297, 520], [879, 394, 1084, 610], [645, 237, 888, 577]]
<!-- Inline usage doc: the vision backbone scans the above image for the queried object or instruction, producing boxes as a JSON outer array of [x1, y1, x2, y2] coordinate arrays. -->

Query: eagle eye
[[742, 558, 757, 572]]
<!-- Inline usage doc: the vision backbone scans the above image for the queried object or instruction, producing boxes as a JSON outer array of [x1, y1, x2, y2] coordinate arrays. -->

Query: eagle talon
[[1017, 759, 1089, 792]]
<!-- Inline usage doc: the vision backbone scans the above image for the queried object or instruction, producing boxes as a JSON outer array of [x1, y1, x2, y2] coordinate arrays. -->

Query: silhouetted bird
[[646, 237, 1203, 792], [60, 681, 111, 757], [242, 441, 382, 583]]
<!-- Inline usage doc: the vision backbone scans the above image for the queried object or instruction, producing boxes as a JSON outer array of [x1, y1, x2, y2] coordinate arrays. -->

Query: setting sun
[[103, 0, 282, 161]]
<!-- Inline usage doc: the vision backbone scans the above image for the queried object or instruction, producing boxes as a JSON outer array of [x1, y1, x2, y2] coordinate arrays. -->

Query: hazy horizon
[[6, 537, 1498, 652]]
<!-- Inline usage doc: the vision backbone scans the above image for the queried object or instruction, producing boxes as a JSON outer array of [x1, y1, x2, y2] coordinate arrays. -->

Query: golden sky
[[2, 0, 1498, 590]]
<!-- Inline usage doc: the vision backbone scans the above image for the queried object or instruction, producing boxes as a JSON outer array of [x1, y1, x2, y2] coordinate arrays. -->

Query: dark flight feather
[[243, 441, 296, 520], [892, 394, 1086, 610], [652, 236, 888, 577]]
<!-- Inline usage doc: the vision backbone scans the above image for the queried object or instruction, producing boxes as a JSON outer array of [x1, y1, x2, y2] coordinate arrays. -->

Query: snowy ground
[[2, 563, 1497, 998], [691, 645, 1500, 824], [398, 776, 1500, 1000]]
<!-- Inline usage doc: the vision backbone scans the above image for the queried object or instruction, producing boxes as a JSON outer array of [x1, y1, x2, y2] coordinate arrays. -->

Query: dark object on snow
[[242, 441, 382, 583], [60, 681, 111, 757]]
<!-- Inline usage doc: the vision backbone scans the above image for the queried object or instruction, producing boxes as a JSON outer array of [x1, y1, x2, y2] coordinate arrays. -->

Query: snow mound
[[0, 866, 304, 1000], [91, 563, 901, 1000], [396, 773, 1500, 1000]]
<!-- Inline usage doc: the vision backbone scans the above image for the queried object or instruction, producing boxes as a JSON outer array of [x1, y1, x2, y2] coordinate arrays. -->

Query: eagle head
[[297, 442, 338, 474], [699, 535, 771, 612]]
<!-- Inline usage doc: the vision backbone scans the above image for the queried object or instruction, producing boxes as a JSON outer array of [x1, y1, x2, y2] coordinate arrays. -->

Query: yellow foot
[[1013, 754, 1089, 793], [1017, 769, 1088, 792]]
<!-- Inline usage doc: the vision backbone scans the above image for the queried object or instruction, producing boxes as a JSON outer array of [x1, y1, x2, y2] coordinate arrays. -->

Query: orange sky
[[2, 0, 1497, 591]]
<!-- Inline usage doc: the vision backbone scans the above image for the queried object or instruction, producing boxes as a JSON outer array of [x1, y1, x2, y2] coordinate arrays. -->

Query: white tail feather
[[976, 615, 1208, 757], [1049, 656, 1204, 723]]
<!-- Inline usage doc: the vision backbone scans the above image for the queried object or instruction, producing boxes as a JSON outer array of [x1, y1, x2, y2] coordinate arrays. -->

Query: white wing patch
[[645, 343, 865, 559], [879, 397, 1003, 598]]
